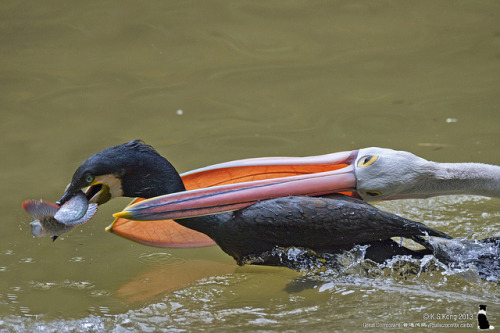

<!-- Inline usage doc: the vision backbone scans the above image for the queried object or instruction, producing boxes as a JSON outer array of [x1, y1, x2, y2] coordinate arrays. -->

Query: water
[[1, 1, 500, 331]]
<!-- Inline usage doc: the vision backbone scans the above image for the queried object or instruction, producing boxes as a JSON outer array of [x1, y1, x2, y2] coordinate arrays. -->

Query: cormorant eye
[[357, 155, 378, 167], [84, 173, 95, 184]]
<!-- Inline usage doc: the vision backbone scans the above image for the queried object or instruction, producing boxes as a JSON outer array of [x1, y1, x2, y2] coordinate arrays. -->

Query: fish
[[22, 190, 98, 241]]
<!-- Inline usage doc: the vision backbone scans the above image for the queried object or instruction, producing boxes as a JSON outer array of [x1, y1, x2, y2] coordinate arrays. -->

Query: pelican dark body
[[58, 140, 449, 266]]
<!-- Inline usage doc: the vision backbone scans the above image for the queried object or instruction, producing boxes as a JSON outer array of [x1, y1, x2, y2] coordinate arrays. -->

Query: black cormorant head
[[57, 140, 186, 206]]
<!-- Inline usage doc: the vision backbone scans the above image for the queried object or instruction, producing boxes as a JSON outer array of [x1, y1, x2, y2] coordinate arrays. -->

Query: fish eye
[[84, 173, 95, 184], [357, 155, 378, 167]]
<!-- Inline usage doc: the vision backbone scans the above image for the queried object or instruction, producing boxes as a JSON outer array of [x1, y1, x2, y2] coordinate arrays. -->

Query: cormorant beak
[[114, 150, 360, 221], [57, 183, 81, 206], [57, 181, 112, 206]]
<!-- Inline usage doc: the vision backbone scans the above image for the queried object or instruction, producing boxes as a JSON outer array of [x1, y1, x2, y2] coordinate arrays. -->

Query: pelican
[[114, 146, 500, 222], [57, 141, 500, 265]]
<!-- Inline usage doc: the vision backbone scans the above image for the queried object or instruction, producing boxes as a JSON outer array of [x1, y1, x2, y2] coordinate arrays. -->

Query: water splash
[[426, 237, 500, 283], [240, 245, 369, 273]]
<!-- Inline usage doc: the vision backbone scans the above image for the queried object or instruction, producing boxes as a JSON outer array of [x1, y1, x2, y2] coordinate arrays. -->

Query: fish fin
[[22, 200, 59, 219], [61, 203, 98, 226], [106, 198, 216, 248]]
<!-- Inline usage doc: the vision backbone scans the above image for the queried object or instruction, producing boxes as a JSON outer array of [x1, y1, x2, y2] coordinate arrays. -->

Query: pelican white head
[[355, 147, 500, 201]]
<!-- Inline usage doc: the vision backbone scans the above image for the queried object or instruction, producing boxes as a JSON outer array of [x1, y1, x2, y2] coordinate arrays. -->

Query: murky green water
[[1, 1, 500, 331]]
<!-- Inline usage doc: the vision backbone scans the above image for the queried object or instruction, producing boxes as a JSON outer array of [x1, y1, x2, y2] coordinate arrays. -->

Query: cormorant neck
[[429, 162, 500, 198], [121, 157, 186, 199]]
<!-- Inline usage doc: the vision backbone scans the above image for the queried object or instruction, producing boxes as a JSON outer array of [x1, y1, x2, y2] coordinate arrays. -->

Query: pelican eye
[[364, 190, 381, 197], [357, 155, 378, 167]]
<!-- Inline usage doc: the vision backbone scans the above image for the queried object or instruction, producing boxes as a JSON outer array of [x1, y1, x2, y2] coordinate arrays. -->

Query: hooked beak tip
[[56, 195, 70, 206], [57, 188, 76, 206]]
